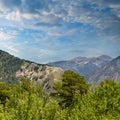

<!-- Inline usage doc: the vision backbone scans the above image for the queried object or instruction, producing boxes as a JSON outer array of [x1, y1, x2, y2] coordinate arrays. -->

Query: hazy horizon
[[0, 49, 117, 64], [0, 0, 120, 63]]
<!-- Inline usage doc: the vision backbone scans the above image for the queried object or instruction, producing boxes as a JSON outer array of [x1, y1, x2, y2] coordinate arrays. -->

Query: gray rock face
[[16, 62, 64, 93]]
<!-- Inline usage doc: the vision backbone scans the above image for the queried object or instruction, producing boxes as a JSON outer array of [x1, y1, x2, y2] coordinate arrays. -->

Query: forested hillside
[[0, 71, 120, 120], [0, 50, 24, 83]]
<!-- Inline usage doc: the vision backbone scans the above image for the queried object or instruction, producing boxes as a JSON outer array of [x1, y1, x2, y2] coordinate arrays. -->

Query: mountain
[[87, 56, 120, 83], [0, 50, 64, 92], [48, 55, 112, 75]]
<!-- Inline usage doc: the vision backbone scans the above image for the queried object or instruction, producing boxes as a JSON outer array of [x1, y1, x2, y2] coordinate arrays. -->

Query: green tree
[[93, 79, 120, 118], [54, 70, 90, 107], [0, 82, 11, 106]]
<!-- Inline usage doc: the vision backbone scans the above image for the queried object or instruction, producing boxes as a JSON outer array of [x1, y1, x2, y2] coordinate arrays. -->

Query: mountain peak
[[49, 55, 113, 75], [87, 55, 120, 83], [97, 55, 112, 60], [114, 56, 120, 60], [72, 56, 88, 61]]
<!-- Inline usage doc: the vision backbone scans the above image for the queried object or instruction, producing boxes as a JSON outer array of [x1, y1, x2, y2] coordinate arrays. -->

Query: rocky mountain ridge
[[87, 56, 120, 83], [49, 55, 112, 75], [0, 50, 64, 92], [1, 49, 119, 86]]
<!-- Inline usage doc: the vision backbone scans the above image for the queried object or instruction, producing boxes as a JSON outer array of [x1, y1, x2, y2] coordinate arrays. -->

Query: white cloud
[[0, 31, 13, 40], [0, 28, 19, 40], [0, 0, 119, 41], [0, 0, 119, 63], [5, 10, 21, 21]]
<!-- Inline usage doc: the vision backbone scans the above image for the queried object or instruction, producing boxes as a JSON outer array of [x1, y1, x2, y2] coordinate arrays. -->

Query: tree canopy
[[54, 70, 90, 107]]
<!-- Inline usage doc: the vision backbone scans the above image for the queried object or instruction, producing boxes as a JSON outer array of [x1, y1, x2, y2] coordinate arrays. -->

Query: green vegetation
[[0, 50, 51, 86], [0, 70, 120, 120], [54, 70, 90, 107], [0, 50, 24, 83]]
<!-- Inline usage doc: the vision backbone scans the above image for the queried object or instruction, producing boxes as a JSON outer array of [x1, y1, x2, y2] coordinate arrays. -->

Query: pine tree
[[54, 70, 90, 107]]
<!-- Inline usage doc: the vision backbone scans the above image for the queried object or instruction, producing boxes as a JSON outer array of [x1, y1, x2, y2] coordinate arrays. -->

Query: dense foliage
[[0, 72, 120, 119], [54, 70, 90, 107], [0, 50, 24, 83]]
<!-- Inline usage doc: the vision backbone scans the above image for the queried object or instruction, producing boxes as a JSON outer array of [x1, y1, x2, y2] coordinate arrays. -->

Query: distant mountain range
[[0, 50, 63, 92], [49, 55, 120, 83], [87, 56, 120, 83], [48, 55, 112, 75], [0, 49, 120, 86]]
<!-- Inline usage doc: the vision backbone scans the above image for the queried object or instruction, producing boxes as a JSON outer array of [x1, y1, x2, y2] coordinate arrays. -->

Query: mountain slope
[[49, 55, 112, 75], [0, 50, 64, 92], [87, 56, 120, 83], [0, 50, 24, 83]]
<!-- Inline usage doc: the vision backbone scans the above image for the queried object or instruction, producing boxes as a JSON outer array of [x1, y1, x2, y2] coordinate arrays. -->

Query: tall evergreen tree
[[54, 70, 90, 107]]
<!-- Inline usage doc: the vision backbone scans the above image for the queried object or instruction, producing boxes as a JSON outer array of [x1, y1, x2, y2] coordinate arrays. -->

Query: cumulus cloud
[[0, 0, 119, 41], [0, 0, 120, 63]]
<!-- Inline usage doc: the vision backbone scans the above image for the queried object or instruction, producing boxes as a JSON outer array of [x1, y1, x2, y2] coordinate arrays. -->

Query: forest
[[0, 70, 120, 120]]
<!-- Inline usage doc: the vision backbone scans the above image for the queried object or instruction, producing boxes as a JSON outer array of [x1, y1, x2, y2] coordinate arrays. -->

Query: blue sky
[[0, 0, 120, 63]]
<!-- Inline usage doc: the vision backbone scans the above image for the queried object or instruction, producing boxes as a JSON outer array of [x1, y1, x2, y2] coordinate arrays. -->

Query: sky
[[0, 0, 120, 63]]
